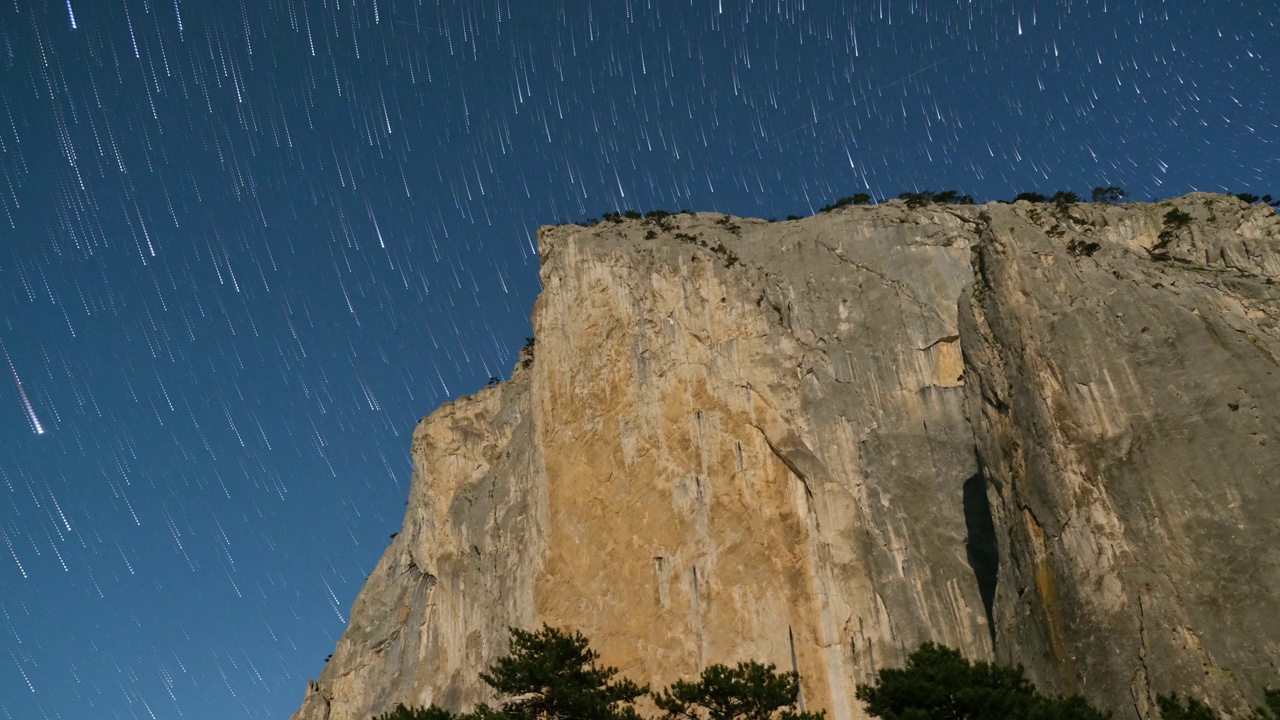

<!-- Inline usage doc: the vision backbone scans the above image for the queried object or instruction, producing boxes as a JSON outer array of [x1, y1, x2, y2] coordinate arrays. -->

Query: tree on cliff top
[[854, 643, 1110, 720], [1157, 695, 1218, 720], [1091, 186, 1127, 203], [654, 660, 825, 720]]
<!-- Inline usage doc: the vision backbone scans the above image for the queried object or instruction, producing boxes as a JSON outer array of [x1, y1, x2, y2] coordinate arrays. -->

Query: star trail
[[0, 1, 1275, 718]]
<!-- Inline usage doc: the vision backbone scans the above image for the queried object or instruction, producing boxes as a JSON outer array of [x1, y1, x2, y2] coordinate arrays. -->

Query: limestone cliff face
[[292, 359, 547, 720], [960, 194, 1280, 718], [292, 195, 1280, 720]]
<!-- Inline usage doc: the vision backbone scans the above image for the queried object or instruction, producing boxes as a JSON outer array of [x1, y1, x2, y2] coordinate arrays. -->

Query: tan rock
[[293, 196, 1280, 720]]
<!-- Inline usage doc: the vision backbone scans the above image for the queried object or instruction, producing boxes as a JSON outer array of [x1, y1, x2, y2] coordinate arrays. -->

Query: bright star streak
[[1, 339, 45, 435]]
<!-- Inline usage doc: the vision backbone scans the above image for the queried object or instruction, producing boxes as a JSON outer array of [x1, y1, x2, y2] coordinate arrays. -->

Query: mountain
[[291, 194, 1280, 720]]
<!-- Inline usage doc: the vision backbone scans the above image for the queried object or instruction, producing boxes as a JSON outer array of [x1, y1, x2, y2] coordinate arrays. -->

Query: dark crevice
[[964, 462, 1000, 650]]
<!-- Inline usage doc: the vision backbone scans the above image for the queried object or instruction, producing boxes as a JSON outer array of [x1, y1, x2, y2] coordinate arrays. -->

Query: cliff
[[291, 194, 1280, 720]]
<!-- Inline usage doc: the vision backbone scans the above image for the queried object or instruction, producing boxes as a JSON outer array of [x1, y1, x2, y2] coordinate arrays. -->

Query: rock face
[[960, 195, 1280, 718], [292, 195, 1280, 720]]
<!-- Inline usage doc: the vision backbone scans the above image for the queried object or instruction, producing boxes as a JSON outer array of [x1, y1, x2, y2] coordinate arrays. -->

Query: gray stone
[[961, 194, 1280, 719], [292, 195, 1280, 720]]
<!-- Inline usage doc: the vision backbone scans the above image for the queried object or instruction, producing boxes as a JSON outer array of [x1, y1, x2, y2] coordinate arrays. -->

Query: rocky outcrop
[[291, 359, 546, 720], [960, 194, 1280, 718], [292, 195, 1280, 720]]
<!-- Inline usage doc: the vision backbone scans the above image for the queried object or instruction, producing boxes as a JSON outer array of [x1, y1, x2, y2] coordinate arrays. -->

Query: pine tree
[[854, 642, 1110, 720], [655, 660, 825, 720], [480, 625, 649, 720], [1157, 694, 1217, 720], [372, 704, 459, 720], [1091, 186, 1127, 203]]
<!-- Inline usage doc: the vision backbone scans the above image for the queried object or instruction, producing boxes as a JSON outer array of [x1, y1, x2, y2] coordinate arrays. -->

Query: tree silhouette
[[481, 625, 649, 720], [855, 643, 1110, 720], [933, 190, 975, 205], [1250, 689, 1280, 720], [655, 661, 825, 720], [820, 193, 873, 212], [1157, 695, 1217, 720], [373, 626, 646, 720], [374, 705, 460, 720], [1091, 186, 1126, 203]]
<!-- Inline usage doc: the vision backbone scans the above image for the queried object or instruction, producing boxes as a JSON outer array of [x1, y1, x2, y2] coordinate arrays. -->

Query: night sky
[[0, 1, 1275, 718]]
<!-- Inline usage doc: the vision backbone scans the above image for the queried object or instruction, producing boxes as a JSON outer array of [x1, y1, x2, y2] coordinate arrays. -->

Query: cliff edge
[[292, 195, 1280, 720]]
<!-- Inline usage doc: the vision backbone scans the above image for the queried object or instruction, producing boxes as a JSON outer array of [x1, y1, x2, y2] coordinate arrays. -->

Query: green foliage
[[933, 190, 975, 205], [854, 643, 1110, 720], [481, 625, 649, 720], [1067, 239, 1101, 257], [655, 661, 825, 720], [639, 210, 677, 233], [713, 215, 743, 235], [819, 193, 873, 212], [371, 627, 645, 720], [1154, 688, 1280, 720], [1250, 689, 1280, 720], [372, 703, 459, 720], [899, 190, 936, 208], [709, 242, 741, 268], [520, 337, 536, 369], [786, 215, 803, 221], [1050, 190, 1079, 211], [1163, 208, 1193, 228], [1151, 208, 1194, 257], [369, 627, 1280, 720], [899, 190, 973, 208], [711, 212, 742, 233], [1047, 191, 1080, 219], [375, 703, 508, 720], [1091, 186, 1127, 203], [623, 210, 643, 219], [1015, 192, 1049, 203], [1157, 695, 1217, 720], [1236, 193, 1280, 207]]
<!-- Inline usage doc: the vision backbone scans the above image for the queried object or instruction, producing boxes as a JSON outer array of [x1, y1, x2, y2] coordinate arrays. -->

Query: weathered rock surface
[[292, 195, 1280, 720], [960, 194, 1280, 719], [292, 360, 546, 720]]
